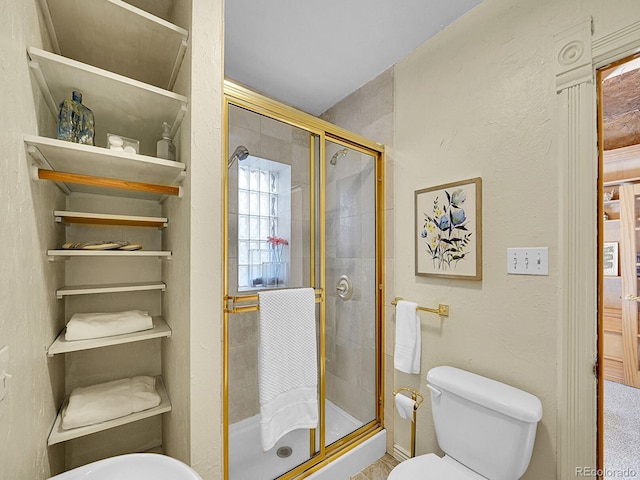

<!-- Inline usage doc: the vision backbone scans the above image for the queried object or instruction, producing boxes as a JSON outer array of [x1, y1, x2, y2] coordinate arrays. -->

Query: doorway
[[598, 52, 640, 473]]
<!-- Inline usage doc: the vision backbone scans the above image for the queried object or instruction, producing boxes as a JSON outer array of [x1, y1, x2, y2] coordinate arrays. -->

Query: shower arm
[[224, 288, 324, 313]]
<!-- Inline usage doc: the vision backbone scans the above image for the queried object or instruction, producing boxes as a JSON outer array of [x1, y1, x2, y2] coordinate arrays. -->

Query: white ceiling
[[224, 0, 482, 115]]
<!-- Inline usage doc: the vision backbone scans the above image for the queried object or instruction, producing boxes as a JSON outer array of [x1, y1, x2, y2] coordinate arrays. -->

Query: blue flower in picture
[[450, 188, 466, 207], [451, 208, 466, 227], [438, 215, 450, 231], [421, 187, 473, 271]]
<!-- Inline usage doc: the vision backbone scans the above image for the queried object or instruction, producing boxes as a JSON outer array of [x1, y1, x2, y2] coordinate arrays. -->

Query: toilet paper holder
[[392, 387, 424, 458], [392, 387, 424, 410]]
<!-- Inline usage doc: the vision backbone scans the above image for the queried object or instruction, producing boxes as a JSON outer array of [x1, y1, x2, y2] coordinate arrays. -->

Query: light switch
[[0, 345, 9, 402], [507, 247, 549, 276]]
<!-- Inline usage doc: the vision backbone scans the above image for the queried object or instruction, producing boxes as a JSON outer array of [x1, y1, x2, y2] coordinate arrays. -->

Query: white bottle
[[157, 122, 176, 161]]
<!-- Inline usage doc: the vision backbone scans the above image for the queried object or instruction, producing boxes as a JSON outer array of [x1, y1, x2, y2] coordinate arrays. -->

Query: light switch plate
[[507, 247, 549, 275], [0, 345, 8, 402]]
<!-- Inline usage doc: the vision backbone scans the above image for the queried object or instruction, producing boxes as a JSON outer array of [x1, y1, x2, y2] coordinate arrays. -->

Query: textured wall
[[394, 0, 640, 477], [182, 0, 224, 477], [321, 67, 395, 452], [162, 0, 226, 478], [0, 0, 65, 477]]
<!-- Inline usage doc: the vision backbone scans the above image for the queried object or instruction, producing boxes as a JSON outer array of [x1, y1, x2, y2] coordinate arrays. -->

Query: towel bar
[[224, 288, 324, 313], [391, 297, 449, 317], [393, 387, 424, 458]]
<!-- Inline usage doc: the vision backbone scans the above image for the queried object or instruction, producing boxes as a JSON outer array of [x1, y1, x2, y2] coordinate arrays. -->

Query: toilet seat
[[388, 453, 486, 480]]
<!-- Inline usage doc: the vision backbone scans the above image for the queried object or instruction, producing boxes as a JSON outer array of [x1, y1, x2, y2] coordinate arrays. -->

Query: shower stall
[[223, 80, 385, 480]]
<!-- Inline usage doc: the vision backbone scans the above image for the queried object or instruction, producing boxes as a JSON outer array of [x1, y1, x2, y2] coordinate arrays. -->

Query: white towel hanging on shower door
[[258, 288, 318, 451]]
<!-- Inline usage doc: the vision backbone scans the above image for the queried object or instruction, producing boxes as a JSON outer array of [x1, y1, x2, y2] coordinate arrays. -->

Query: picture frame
[[603, 242, 619, 277], [415, 177, 482, 280]]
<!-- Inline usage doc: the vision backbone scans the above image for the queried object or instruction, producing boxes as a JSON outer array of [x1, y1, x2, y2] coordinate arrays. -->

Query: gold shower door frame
[[222, 79, 385, 480]]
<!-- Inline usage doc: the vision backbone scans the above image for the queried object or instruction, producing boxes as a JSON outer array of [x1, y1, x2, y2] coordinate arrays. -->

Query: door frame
[[555, 18, 640, 478]]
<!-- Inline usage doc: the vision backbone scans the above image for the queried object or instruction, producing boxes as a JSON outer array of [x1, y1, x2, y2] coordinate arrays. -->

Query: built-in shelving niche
[[31, 0, 189, 454]]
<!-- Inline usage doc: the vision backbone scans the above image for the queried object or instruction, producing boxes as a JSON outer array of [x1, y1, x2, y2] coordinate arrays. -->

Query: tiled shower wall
[[321, 67, 395, 452], [324, 145, 377, 423]]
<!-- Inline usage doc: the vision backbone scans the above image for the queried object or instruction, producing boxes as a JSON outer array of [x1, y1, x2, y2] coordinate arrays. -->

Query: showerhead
[[228, 145, 249, 168], [330, 148, 348, 166]]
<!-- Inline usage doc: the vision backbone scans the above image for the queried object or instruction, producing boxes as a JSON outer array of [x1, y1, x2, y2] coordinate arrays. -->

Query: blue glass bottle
[[57, 91, 79, 142], [74, 91, 94, 146], [57, 91, 95, 145]]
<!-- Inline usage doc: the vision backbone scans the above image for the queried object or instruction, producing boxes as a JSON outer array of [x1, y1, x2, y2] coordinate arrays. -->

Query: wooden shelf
[[56, 281, 166, 299], [55, 211, 168, 228], [604, 354, 623, 362], [604, 177, 640, 187], [48, 250, 171, 259], [25, 135, 185, 200], [39, 0, 188, 91], [27, 47, 187, 157], [47, 376, 171, 445], [604, 144, 640, 164], [603, 307, 622, 333], [48, 316, 171, 356]]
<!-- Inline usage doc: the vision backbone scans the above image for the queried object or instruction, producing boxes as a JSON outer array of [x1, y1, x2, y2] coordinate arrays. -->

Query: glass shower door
[[224, 89, 384, 480], [323, 140, 378, 448], [226, 104, 317, 480]]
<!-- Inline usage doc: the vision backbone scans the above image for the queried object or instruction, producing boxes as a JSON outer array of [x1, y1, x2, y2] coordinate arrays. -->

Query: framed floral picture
[[415, 177, 482, 280]]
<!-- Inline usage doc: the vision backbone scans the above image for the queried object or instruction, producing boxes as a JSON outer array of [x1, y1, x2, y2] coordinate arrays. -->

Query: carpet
[[604, 380, 640, 475]]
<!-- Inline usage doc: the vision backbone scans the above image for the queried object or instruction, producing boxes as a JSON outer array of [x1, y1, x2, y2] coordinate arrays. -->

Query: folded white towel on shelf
[[61, 376, 161, 430], [258, 288, 318, 451], [395, 393, 416, 422], [65, 310, 153, 341], [394, 300, 421, 374]]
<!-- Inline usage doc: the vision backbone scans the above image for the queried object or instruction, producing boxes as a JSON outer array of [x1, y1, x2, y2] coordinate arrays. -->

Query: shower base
[[228, 401, 382, 480]]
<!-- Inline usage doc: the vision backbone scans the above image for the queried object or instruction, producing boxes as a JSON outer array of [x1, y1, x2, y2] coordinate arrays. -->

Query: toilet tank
[[427, 366, 542, 480]]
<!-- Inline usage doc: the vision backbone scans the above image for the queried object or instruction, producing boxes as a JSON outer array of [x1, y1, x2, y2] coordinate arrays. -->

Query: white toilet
[[389, 366, 542, 480]]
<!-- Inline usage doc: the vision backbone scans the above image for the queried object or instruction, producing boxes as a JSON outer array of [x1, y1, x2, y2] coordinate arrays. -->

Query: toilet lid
[[388, 454, 486, 480]]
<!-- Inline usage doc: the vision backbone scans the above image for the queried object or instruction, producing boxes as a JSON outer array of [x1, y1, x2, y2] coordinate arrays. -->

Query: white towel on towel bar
[[394, 300, 421, 374], [258, 288, 318, 451]]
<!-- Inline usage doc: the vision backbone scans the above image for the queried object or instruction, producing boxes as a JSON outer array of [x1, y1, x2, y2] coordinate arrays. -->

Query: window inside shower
[[237, 159, 291, 290]]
